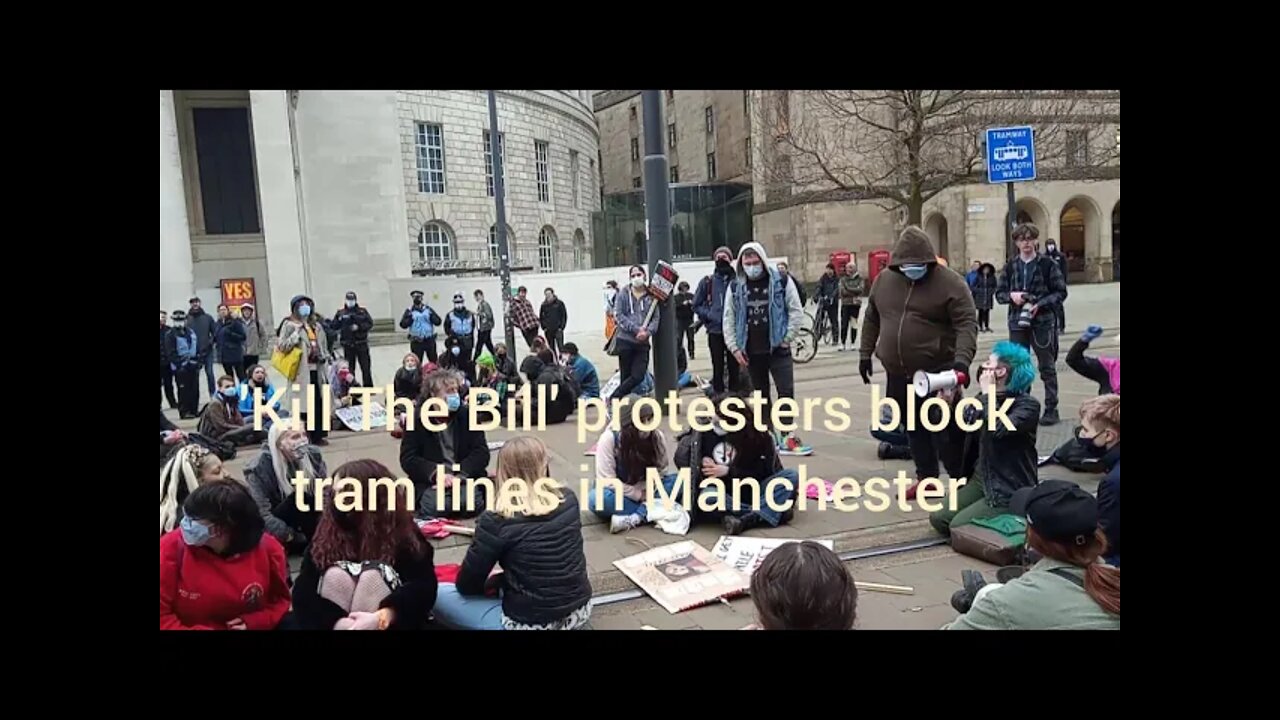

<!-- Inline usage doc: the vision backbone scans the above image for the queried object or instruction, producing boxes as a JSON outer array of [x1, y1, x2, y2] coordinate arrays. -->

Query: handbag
[[271, 345, 303, 382], [604, 332, 619, 356], [949, 514, 1026, 566]]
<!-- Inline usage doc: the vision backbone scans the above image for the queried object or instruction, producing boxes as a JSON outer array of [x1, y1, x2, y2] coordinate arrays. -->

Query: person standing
[[332, 291, 374, 388], [160, 310, 178, 410], [777, 261, 808, 308], [693, 246, 739, 394], [239, 303, 265, 371], [997, 223, 1068, 426], [1043, 239, 1070, 332], [509, 286, 541, 351], [539, 287, 568, 360], [444, 293, 477, 375], [165, 309, 205, 419], [971, 263, 998, 333], [603, 280, 619, 341], [837, 261, 865, 352], [473, 289, 496, 360], [816, 263, 840, 344], [674, 280, 697, 360], [400, 290, 441, 365], [215, 304, 247, 383], [277, 294, 333, 445], [610, 266, 659, 400], [722, 242, 810, 455], [859, 226, 978, 496], [186, 297, 218, 398]]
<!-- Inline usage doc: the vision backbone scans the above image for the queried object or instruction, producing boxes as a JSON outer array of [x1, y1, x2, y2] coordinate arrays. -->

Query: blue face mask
[[901, 264, 928, 281], [221, 386, 239, 400], [451, 346, 461, 357], [180, 515, 213, 547], [744, 264, 764, 280], [298, 304, 312, 318], [445, 393, 461, 412]]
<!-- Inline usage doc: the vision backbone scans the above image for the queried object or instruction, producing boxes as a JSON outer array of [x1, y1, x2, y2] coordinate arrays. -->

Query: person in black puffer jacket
[[433, 437, 592, 630]]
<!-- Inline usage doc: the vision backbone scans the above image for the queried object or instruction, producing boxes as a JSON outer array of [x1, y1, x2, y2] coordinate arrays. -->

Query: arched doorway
[[1059, 196, 1102, 282], [925, 213, 949, 259], [1111, 201, 1120, 281]]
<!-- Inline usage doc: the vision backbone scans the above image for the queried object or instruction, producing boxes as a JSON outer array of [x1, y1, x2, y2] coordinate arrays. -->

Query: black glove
[[951, 361, 971, 388], [859, 359, 873, 384]]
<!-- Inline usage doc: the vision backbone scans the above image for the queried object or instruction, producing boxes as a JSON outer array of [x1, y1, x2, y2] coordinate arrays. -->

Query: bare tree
[[758, 90, 1120, 226]]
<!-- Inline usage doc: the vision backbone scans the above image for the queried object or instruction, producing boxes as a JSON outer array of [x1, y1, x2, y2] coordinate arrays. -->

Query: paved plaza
[[167, 282, 1119, 629]]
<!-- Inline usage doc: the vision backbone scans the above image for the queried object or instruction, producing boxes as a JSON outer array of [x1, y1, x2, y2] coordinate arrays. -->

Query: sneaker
[[836, 345, 846, 352], [904, 479, 923, 500], [1041, 409, 1061, 426], [778, 432, 813, 457], [722, 513, 764, 536], [610, 513, 644, 534]]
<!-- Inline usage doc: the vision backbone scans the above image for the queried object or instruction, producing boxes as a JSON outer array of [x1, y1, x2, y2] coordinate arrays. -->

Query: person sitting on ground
[[561, 342, 600, 400], [676, 345, 701, 389], [929, 341, 1040, 536], [589, 401, 681, 534], [944, 480, 1120, 630], [1042, 325, 1120, 472], [1078, 394, 1120, 567], [160, 444, 233, 535], [520, 337, 550, 382], [291, 459, 438, 630], [394, 353, 422, 405], [199, 375, 266, 447], [160, 480, 293, 630], [432, 437, 593, 630], [492, 342, 521, 388], [440, 333, 475, 383], [525, 348, 577, 425], [399, 368, 490, 519], [683, 391, 801, 536], [243, 422, 327, 552], [160, 409, 187, 463], [327, 358, 359, 423], [237, 364, 287, 428], [748, 541, 857, 630]]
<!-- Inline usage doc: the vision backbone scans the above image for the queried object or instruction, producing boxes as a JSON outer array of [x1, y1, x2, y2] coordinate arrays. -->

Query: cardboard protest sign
[[220, 278, 257, 316], [614, 540, 749, 614], [710, 537, 835, 579], [334, 401, 388, 431]]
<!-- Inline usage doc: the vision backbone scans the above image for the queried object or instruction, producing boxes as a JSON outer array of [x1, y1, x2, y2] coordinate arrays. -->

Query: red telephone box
[[869, 250, 892, 284], [829, 251, 854, 275]]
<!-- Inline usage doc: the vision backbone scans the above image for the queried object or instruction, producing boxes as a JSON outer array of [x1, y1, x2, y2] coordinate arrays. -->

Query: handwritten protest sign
[[710, 536, 835, 579], [334, 401, 388, 431], [614, 540, 748, 614]]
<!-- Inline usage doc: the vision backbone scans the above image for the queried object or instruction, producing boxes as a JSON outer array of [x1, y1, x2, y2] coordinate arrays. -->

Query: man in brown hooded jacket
[[859, 226, 978, 497]]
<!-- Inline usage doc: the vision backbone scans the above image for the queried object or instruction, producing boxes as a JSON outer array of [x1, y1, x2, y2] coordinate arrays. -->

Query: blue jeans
[[203, 354, 217, 394], [678, 370, 694, 388], [432, 583, 505, 630], [587, 472, 680, 520], [717, 468, 799, 526]]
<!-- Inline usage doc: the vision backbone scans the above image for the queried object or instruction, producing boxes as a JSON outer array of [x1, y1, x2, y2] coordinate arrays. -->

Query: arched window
[[417, 222, 453, 263], [573, 228, 587, 270], [538, 227, 557, 273], [489, 224, 515, 266]]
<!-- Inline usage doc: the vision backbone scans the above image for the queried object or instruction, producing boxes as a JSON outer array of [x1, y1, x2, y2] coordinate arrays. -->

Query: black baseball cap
[[345, 291, 357, 300], [1009, 480, 1097, 546], [410, 290, 424, 297]]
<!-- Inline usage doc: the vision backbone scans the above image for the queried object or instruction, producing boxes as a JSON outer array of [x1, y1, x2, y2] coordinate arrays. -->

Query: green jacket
[[839, 272, 865, 304], [943, 559, 1119, 630]]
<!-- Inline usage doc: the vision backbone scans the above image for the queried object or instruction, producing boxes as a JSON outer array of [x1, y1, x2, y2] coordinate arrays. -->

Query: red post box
[[869, 250, 892, 284]]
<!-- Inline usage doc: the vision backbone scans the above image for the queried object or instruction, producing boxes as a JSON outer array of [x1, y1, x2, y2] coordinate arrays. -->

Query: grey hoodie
[[613, 283, 660, 347]]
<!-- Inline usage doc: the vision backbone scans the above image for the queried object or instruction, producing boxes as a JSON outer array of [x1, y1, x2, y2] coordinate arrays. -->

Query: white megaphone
[[913, 369, 968, 397]]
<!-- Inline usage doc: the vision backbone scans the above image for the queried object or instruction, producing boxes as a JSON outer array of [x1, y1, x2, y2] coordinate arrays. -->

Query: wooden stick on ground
[[854, 581, 914, 595]]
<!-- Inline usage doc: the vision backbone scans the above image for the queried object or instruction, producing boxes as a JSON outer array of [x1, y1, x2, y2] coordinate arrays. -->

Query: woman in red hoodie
[[160, 480, 292, 630]]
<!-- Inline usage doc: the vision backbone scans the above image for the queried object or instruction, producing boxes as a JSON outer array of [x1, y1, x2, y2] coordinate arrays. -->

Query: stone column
[[249, 90, 307, 328], [159, 90, 195, 312]]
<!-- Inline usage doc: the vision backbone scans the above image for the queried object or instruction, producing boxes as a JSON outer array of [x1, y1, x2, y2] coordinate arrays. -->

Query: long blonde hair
[[159, 445, 220, 535], [491, 437, 564, 519]]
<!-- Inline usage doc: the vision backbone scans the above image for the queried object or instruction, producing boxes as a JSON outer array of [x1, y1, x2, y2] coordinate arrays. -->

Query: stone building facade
[[594, 90, 752, 193], [159, 90, 600, 327]]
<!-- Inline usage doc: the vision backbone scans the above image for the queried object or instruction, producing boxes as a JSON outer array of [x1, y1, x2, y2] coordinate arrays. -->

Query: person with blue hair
[[930, 340, 1042, 536]]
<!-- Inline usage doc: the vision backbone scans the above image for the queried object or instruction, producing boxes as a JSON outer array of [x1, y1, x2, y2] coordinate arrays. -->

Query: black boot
[[1041, 408, 1060, 426], [950, 569, 989, 613], [723, 512, 766, 536]]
